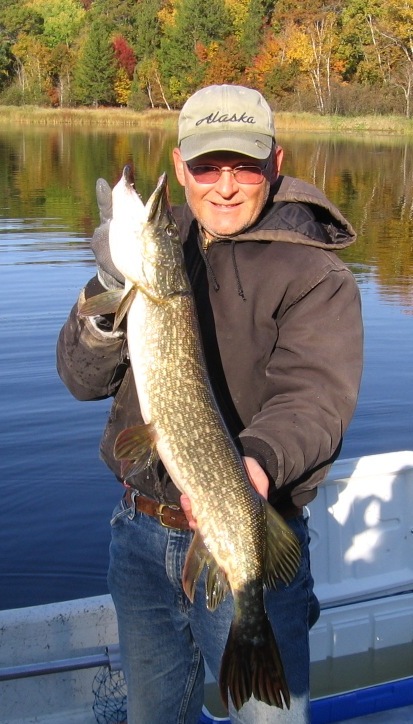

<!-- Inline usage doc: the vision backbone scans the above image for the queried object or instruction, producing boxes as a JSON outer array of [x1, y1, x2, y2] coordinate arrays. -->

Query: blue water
[[1, 129, 412, 611]]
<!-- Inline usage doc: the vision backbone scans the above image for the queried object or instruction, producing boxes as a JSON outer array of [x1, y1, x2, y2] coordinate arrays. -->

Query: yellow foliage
[[283, 27, 313, 70], [158, 0, 178, 29], [224, 0, 249, 36], [114, 67, 132, 106], [254, 34, 282, 75]]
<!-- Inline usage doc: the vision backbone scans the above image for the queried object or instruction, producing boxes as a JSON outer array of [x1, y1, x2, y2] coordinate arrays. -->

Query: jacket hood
[[173, 174, 357, 251]]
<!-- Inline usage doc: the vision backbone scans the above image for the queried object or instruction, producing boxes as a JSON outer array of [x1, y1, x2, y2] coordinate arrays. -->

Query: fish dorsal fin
[[263, 501, 301, 588]]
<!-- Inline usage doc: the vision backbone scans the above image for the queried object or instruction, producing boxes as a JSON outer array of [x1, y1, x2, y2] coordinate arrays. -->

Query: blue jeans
[[107, 496, 319, 724]]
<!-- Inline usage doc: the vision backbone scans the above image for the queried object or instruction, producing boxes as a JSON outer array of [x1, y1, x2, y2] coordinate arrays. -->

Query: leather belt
[[124, 488, 190, 530], [124, 488, 303, 530]]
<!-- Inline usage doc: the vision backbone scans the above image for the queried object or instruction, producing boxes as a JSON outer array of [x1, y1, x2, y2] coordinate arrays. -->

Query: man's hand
[[90, 178, 125, 289], [180, 456, 269, 529], [243, 455, 269, 499]]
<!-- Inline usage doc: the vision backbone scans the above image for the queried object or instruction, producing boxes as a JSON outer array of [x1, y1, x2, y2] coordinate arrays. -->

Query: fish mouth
[[146, 172, 169, 224], [122, 164, 135, 188]]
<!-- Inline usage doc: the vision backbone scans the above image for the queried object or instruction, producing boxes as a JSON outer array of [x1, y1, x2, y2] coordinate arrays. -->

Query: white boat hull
[[1, 451, 413, 723]]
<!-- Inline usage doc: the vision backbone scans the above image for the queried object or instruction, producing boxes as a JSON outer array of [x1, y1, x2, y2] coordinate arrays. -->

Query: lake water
[[1, 126, 412, 611]]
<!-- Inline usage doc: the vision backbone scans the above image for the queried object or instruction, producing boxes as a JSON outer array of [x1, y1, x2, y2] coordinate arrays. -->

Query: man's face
[[173, 147, 283, 240]]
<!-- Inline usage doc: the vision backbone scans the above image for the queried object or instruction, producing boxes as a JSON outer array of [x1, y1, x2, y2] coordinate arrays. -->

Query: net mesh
[[92, 666, 127, 724]]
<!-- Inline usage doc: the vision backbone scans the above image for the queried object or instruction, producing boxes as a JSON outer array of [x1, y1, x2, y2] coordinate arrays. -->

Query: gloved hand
[[91, 178, 125, 289]]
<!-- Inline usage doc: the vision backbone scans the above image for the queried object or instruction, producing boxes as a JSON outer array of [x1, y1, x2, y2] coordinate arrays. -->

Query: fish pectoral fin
[[182, 531, 210, 603], [115, 423, 159, 481], [263, 502, 301, 588], [113, 285, 138, 330], [114, 423, 157, 463], [119, 453, 159, 482], [78, 289, 125, 318]]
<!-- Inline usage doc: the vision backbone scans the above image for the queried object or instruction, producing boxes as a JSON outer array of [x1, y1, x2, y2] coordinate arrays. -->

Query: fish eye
[[166, 224, 176, 237]]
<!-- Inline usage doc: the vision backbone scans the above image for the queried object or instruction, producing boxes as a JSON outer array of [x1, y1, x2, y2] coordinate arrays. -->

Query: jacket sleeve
[[238, 264, 363, 505], [56, 275, 128, 401]]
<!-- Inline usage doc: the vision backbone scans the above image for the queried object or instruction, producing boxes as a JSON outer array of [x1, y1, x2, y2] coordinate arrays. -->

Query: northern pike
[[80, 167, 301, 711]]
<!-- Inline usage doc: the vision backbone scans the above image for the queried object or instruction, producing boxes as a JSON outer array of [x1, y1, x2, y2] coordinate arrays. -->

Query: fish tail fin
[[219, 614, 289, 712]]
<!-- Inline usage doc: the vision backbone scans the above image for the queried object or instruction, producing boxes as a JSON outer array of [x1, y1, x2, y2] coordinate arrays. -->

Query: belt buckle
[[156, 502, 181, 529]]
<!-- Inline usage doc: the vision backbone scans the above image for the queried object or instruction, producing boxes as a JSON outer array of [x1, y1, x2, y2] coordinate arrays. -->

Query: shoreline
[[0, 105, 413, 136]]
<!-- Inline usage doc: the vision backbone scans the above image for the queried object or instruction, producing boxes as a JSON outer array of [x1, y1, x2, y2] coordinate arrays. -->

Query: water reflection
[[1, 125, 412, 307]]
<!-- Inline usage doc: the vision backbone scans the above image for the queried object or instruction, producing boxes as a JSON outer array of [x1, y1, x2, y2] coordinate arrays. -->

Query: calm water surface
[[1, 126, 412, 611]]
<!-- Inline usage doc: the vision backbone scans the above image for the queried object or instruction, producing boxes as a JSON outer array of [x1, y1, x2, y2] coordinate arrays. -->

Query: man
[[57, 84, 363, 724]]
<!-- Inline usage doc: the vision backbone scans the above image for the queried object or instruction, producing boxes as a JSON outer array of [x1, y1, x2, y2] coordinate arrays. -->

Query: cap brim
[[179, 131, 274, 161]]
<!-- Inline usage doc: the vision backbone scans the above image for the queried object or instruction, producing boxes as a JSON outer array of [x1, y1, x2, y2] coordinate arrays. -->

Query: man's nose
[[214, 168, 238, 195]]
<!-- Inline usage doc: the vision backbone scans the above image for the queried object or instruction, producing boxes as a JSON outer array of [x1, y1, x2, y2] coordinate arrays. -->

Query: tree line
[[1, 0, 413, 117]]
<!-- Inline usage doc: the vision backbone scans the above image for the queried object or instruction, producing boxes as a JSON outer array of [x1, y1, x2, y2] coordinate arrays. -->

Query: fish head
[[140, 172, 190, 298], [109, 167, 189, 298], [109, 165, 146, 286]]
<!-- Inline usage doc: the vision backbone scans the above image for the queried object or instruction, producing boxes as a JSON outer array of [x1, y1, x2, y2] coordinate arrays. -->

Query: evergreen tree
[[238, 0, 268, 64], [133, 0, 164, 60], [88, 0, 141, 44], [159, 0, 233, 105], [73, 20, 116, 105]]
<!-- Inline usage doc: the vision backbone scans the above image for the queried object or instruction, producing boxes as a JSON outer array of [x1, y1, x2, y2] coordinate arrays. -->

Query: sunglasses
[[186, 162, 268, 185]]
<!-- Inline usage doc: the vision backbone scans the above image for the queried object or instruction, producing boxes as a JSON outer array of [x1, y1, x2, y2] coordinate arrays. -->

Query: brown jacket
[[57, 175, 363, 509]]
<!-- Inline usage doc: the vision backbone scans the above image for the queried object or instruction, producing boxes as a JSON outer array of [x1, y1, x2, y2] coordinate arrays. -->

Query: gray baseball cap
[[178, 84, 276, 161]]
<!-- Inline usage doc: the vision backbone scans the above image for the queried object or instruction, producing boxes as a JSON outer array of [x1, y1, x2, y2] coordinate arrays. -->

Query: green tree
[[27, 0, 85, 48], [0, 0, 44, 88], [238, 0, 268, 65], [133, 0, 164, 60], [159, 0, 233, 105], [131, 56, 171, 109], [73, 20, 116, 105], [0, 1, 44, 42], [88, 0, 141, 44]]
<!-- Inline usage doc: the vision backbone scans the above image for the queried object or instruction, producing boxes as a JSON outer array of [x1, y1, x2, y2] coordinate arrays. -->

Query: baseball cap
[[178, 84, 276, 161]]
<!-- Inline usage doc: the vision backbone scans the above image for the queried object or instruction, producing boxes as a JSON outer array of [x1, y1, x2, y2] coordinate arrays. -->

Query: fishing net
[[92, 665, 127, 724]]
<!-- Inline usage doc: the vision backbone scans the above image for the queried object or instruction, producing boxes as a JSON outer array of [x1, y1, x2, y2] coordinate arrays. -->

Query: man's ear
[[173, 147, 186, 187], [270, 145, 284, 183]]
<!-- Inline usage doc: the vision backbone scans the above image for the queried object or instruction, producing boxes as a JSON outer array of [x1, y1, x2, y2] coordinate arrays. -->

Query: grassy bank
[[1, 105, 413, 135]]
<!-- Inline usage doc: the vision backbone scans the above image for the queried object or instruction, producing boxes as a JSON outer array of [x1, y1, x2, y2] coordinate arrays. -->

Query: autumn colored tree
[[12, 33, 52, 103], [0, 0, 413, 114], [369, 0, 413, 116], [113, 35, 136, 78], [200, 36, 246, 87], [272, 0, 342, 113], [112, 35, 136, 105], [50, 43, 75, 106]]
